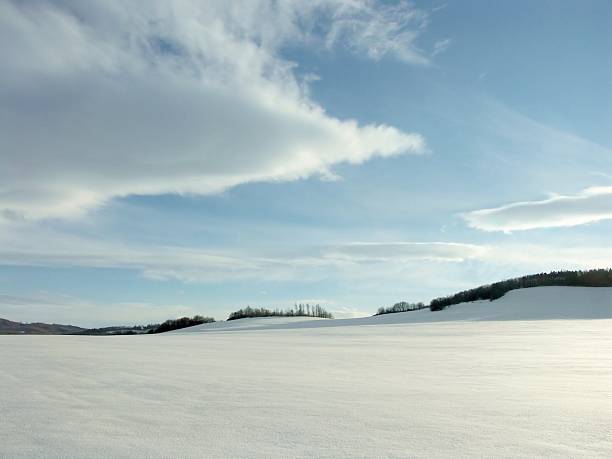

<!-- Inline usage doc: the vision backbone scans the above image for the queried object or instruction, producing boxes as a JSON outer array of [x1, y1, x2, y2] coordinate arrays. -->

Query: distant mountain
[[0, 318, 85, 335]]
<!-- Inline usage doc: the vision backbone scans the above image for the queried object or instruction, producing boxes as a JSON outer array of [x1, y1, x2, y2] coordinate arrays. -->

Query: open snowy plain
[[2, 287, 612, 458]]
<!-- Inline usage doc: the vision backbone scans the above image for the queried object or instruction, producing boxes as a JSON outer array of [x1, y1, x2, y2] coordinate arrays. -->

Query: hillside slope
[[424, 286, 612, 321], [0, 318, 85, 335], [175, 286, 612, 334]]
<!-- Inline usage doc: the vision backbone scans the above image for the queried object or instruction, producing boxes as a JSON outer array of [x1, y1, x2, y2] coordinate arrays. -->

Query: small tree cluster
[[375, 301, 426, 316], [429, 268, 612, 311], [148, 315, 215, 334], [227, 304, 333, 321]]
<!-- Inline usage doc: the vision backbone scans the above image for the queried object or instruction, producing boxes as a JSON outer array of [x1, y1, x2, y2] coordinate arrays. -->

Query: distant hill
[[0, 318, 85, 335], [1, 315, 210, 336], [430, 269, 612, 311]]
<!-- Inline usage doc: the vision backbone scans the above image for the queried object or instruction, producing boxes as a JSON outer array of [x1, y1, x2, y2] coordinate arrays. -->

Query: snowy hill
[[424, 286, 612, 321], [175, 286, 612, 334]]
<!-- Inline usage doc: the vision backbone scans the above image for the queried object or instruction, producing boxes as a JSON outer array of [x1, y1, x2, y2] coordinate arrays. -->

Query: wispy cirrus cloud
[[0, 219, 485, 283], [325, 242, 485, 262], [464, 186, 612, 232], [431, 38, 452, 56], [323, 0, 431, 64]]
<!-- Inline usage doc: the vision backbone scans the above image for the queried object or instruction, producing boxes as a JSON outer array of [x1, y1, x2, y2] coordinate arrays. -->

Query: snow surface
[[2, 287, 612, 458]]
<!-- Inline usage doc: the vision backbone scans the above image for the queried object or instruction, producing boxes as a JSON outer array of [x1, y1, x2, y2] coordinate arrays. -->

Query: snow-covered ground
[[2, 287, 612, 458]]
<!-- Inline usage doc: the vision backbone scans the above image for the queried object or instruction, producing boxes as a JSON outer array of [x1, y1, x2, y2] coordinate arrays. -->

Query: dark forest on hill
[[148, 315, 215, 333], [429, 269, 612, 311]]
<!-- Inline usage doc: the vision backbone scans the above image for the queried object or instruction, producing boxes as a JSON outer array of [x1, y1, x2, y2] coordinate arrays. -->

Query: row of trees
[[148, 315, 215, 334], [77, 324, 161, 335], [228, 304, 333, 321], [375, 301, 427, 316], [430, 269, 612, 311]]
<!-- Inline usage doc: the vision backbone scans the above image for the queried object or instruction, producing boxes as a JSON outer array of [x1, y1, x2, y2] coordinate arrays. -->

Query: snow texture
[[2, 287, 612, 458]]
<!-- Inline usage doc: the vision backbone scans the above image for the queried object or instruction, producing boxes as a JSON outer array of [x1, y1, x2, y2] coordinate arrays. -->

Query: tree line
[[148, 315, 215, 334], [227, 304, 333, 321], [76, 324, 160, 335], [375, 301, 427, 315]]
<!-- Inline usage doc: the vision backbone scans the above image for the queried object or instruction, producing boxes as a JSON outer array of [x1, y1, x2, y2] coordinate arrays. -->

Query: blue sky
[[1, 0, 612, 326]]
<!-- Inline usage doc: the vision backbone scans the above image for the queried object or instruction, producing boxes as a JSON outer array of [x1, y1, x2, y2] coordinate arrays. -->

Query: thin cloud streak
[[464, 186, 612, 232], [0, 223, 486, 283]]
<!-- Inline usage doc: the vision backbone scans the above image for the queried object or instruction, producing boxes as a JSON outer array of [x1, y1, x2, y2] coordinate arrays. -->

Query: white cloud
[[0, 219, 485, 283], [0, 0, 427, 221], [464, 186, 612, 232], [325, 242, 486, 262]]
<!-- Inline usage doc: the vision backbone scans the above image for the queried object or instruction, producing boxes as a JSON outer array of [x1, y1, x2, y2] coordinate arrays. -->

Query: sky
[[1, 0, 612, 326]]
